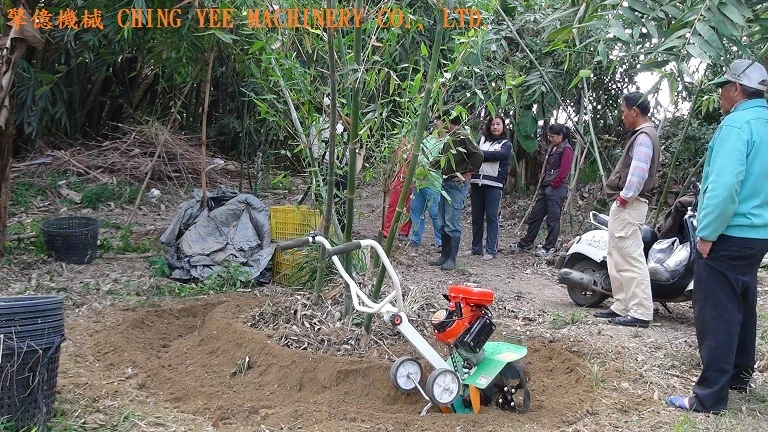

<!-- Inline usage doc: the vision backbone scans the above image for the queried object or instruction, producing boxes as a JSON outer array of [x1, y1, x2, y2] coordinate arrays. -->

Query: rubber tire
[[389, 357, 422, 393], [566, 259, 609, 308], [425, 368, 461, 407]]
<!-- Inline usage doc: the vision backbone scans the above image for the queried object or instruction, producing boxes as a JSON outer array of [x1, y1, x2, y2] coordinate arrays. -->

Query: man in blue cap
[[667, 59, 768, 414]]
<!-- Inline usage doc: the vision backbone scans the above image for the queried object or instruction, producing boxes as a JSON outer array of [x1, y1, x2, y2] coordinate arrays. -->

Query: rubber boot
[[441, 236, 460, 270], [429, 232, 450, 267]]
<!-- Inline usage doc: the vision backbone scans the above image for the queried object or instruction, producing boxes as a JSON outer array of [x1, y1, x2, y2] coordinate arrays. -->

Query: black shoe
[[441, 236, 461, 270], [610, 316, 650, 328], [594, 308, 621, 319], [429, 233, 450, 266]]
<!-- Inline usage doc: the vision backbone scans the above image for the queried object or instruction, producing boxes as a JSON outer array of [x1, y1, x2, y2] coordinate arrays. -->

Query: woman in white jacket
[[467, 115, 513, 260]]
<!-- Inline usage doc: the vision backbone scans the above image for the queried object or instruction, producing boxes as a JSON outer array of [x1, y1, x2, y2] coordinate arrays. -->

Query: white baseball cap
[[710, 59, 768, 91]]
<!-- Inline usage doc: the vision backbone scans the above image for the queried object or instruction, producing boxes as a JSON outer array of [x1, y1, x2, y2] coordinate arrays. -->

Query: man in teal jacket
[[667, 59, 768, 414]]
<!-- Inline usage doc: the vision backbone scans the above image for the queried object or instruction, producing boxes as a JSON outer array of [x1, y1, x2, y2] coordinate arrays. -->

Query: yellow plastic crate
[[269, 205, 322, 242], [273, 249, 313, 285]]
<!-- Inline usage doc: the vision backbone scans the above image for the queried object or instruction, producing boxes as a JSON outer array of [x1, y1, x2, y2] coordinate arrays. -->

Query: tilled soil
[[4, 183, 768, 431]]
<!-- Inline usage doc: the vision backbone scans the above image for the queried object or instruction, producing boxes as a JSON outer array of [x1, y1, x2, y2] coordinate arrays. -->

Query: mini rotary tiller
[[276, 234, 531, 415]]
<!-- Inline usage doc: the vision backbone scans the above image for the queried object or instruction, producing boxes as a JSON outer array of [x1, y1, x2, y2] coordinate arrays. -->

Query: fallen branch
[[7, 232, 37, 241], [53, 150, 109, 182], [101, 253, 154, 259], [11, 156, 52, 168]]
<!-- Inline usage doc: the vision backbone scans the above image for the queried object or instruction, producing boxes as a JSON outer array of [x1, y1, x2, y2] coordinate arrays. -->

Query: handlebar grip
[[326, 241, 362, 258], [275, 237, 311, 252]]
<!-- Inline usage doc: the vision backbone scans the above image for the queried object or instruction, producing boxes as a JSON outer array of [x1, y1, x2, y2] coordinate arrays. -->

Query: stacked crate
[[270, 205, 321, 284]]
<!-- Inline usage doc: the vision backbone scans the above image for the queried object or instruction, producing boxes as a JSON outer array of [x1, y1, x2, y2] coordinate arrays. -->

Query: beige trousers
[[607, 198, 653, 321]]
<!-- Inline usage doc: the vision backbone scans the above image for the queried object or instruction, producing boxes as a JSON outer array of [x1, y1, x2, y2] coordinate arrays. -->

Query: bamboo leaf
[[568, 75, 581, 90], [702, 7, 739, 38], [668, 73, 678, 104], [627, 0, 655, 16], [690, 34, 719, 59], [661, 4, 682, 19], [487, 101, 496, 117], [608, 19, 632, 44], [620, 6, 645, 29], [724, 0, 752, 18], [645, 21, 659, 39], [656, 28, 689, 52], [695, 22, 724, 53], [540, 5, 582, 27], [544, 25, 573, 42], [597, 41, 607, 64], [719, 3, 748, 27], [685, 44, 710, 61], [579, 69, 592, 78]]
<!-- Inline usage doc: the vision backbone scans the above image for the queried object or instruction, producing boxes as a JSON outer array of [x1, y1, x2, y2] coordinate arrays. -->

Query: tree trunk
[[0, 1, 43, 256], [0, 97, 13, 256]]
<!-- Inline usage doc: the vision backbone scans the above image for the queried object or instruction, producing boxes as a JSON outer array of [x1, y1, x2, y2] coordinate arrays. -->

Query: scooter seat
[[642, 225, 658, 257]]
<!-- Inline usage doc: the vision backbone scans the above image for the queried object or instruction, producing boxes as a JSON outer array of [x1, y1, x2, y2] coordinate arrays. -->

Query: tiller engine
[[425, 285, 530, 414]]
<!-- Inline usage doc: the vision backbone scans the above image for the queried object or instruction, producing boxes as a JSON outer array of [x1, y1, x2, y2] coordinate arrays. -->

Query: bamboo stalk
[[341, 0, 365, 317], [314, 0, 338, 302], [560, 139, 589, 237], [651, 73, 706, 225], [269, 57, 324, 205], [572, 3, 607, 190], [680, 154, 706, 197], [363, 1, 449, 333], [200, 50, 214, 210]]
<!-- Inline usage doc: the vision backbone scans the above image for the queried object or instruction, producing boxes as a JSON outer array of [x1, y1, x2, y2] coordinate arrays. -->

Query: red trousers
[[382, 167, 412, 237]]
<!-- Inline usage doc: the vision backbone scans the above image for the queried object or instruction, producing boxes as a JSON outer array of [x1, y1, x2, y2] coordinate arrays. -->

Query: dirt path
[[4, 184, 768, 431]]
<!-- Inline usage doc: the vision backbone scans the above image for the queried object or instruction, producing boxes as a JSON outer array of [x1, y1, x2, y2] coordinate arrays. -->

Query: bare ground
[[2, 181, 768, 432]]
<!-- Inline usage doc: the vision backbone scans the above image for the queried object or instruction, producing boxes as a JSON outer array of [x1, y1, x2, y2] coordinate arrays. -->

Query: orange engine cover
[[445, 285, 495, 306], [431, 285, 495, 345]]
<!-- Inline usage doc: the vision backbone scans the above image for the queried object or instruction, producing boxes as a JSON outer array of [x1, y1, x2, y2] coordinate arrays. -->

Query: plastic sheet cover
[[159, 186, 274, 283]]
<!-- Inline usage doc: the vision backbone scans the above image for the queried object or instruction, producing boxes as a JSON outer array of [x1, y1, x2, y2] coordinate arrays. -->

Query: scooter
[[554, 193, 698, 310], [275, 233, 531, 415]]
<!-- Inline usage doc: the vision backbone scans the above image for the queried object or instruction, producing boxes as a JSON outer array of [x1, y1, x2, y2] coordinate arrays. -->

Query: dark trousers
[[519, 185, 568, 250], [470, 185, 503, 255], [691, 234, 768, 413]]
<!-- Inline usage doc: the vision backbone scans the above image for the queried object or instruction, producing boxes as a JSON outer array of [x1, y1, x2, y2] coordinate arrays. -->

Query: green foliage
[[758, 312, 768, 348], [673, 413, 699, 432], [515, 109, 539, 153], [3, 220, 47, 259], [81, 182, 139, 209], [9, 180, 47, 211], [579, 160, 599, 185], [659, 116, 719, 181], [268, 171, 293, 191], [148, 256, 171, 278], [98, 224, 153, 255], [203, 261, 258, 292], [149, 261, 258, 298], [551, 310, 587, 329]]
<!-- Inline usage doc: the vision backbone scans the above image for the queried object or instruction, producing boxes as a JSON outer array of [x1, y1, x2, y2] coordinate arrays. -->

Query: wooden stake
[[200, 50, 214, 211], [125, 63, 203, 225]]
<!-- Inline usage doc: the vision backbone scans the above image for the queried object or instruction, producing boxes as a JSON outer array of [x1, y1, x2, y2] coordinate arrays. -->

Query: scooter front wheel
[[567, 260, 609, 307]]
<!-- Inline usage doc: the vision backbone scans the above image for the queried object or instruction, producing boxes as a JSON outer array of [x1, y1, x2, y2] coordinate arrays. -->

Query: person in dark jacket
[[466, 115, 512, 260], [428, 111, 484, 270], [510, 123, 573, 257]]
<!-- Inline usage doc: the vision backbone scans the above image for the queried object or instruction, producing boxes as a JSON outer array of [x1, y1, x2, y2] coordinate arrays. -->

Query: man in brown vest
[[593, 91, 660, 328]]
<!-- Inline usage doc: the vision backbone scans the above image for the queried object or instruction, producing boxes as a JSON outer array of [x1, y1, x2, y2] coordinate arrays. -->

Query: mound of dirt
[[58, 293, 638, 431]]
